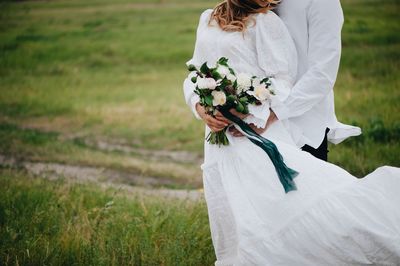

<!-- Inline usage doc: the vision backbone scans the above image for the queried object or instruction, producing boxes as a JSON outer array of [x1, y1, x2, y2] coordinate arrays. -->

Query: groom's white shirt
[[275, 0, 361, 148]]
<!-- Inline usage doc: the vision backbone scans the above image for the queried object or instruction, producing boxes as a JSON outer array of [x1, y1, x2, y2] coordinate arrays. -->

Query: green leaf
[[233, 80, 238, 89], [227, 95, 236, 103], [219, 78, 229, 88], [217, 57, 229, 66], [204, 94, 213, 106], [211, 69, 222, 80], [239, 96, 248, 103], [236, 102, 244, 113], [200, 62, 210, 74], [243, 105, 249, 114], [191, 76, 197, 83], [187, 64, 197, 71]]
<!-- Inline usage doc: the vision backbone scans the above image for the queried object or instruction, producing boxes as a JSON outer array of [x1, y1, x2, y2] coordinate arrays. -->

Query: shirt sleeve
[[183, 9, 212, 120], [273, 0, 344, 120]]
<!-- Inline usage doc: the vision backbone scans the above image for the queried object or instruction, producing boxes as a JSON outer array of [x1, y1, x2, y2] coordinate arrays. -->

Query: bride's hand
[[196, 103, 230, 132]]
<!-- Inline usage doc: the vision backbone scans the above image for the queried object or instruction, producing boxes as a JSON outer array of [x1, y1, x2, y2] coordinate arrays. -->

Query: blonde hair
[[210, 0, 280, 32]]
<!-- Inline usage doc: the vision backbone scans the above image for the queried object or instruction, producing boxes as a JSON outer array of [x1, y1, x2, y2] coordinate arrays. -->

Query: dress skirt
[[201, 120, 400, 266]]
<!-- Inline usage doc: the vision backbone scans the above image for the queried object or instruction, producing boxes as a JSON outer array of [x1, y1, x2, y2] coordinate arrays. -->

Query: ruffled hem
[[237, 168, 400, 265]]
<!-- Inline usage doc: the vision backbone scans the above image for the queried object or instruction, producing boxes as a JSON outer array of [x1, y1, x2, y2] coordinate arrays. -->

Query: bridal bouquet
[[188, 57, 298, 193], [187, 57, 275, 146]]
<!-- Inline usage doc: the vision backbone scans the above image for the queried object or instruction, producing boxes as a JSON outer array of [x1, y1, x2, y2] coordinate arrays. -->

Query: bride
[[183, 0, 400, 265]]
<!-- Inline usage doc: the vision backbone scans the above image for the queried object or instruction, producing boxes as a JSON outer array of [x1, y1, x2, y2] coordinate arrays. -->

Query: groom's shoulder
[[307, 0, 343, 11], [275, 0, 312, 12], [277, 0, 341, 13], [255, 10, 285, 28]]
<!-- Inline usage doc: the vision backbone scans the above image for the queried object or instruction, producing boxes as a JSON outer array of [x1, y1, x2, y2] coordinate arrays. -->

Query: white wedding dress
[[183, 9, 400, 266]]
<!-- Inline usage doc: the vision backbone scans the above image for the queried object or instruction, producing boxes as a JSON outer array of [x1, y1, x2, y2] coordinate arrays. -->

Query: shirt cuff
[[190, 94, 202, 120], [244, 102, 270, 128], [270, 96, 291, 121]]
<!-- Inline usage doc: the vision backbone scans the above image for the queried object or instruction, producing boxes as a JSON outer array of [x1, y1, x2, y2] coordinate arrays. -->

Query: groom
[[228, 0, 361, 161]]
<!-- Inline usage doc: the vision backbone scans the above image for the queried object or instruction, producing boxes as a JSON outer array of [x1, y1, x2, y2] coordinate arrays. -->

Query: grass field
[[0, 169, 214, 265], [0, 0, 399, 264]]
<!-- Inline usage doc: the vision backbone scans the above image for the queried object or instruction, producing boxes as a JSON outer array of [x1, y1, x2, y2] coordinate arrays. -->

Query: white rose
[[197, 77, 218, 90], [246, 84, 271, 101], [236, 73, 252, 93], [216, 65, 230, 78], [226, 73, 236, 83], [211, 90, 227, 106]]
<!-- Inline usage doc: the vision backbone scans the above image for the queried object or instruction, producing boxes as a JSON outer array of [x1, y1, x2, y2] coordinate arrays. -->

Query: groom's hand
[[267, 110, 278, 127], [229, 110, 278, 137], [196, 103, 230, 132], [229, 123, 267, 137]]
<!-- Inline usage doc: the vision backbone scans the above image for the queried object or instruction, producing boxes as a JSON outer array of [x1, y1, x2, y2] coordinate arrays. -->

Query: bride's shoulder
[[199, 9, 214, 23], [193, 8, 214, 30]]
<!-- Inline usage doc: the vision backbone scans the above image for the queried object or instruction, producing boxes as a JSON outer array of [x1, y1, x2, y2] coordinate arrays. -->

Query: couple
[[183, 0, 400, 265]]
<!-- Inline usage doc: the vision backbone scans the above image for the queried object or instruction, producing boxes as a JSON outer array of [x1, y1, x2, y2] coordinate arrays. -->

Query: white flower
[[211, 90, 227, 106], [252, 78, 262, 87], [226, 73, 236, 83], [246, 84, 271, 101], [236, 73, 252, 93], [197, 77, 218, 90], [216, 65, 230, 78]]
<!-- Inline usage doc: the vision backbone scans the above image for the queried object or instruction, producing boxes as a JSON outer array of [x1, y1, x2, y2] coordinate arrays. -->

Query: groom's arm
[[273, 0, 344, 120]]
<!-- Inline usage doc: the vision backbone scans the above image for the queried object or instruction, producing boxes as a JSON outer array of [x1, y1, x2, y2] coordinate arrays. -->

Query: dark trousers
[[301, 128, 330, 161]]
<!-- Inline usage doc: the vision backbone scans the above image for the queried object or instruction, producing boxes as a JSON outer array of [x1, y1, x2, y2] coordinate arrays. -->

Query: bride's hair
[[210, 0, 280, 32]]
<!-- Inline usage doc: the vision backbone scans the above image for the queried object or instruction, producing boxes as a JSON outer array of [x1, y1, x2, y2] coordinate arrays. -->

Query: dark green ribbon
[[219, 108, 298, 193]]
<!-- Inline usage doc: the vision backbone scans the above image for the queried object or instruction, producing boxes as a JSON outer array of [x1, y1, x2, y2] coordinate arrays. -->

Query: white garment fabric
[[183, 10, 400, 265], [276, 0, 361, 148]]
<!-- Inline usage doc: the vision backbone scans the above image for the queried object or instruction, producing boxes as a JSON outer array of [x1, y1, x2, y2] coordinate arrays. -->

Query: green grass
[[328, 0, 400, 173], [0, 169, 214, 265], [0, 0, 398, 177]]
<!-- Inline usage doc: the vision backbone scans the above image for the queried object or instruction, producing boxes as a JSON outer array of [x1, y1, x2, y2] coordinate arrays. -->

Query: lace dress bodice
[[187, 9, 298, 100]]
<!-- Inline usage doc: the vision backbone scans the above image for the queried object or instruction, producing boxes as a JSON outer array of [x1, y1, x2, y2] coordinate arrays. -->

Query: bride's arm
[[183, 9, 230, 132], [183, 9, 212, 120]]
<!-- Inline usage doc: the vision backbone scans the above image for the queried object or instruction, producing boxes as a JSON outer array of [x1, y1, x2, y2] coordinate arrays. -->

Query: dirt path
[[79, 137, 202, 165], [0, 154, 204, 201]]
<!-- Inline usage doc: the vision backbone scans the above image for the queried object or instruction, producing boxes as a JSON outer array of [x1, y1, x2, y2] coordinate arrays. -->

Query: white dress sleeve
[[244, 11, 298, 128], [183, 9, 213, 120]]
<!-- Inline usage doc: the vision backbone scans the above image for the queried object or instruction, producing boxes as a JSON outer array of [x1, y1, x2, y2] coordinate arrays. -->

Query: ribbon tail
[[220, 109, 298, 193]]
